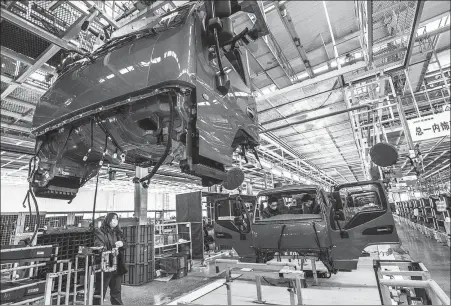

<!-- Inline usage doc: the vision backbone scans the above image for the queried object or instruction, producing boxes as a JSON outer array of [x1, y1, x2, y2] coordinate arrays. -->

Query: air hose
[[138, 93, 175, 187]]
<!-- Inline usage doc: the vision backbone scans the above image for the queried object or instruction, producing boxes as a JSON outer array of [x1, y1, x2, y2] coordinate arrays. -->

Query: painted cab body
[[30, 2, 262, 200]]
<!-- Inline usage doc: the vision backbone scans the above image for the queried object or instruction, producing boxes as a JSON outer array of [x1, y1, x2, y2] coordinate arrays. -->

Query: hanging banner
[[408, 110, 450, 142]]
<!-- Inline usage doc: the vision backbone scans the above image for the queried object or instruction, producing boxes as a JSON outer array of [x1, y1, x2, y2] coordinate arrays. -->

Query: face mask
[[110, 219, 118, 228]]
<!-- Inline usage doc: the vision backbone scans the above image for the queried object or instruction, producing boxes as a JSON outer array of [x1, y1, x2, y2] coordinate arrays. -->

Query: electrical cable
[[83, 119, 95, 162], [96, 116, 123, 153], [55, 127, 74, 165], [22, 141, 44, 245], [277, 224, 286, 262], [99, 133, 108, 166], [139, 93, 175, 185], [262, 276, 277, 286], [91, 172, 100, 232]]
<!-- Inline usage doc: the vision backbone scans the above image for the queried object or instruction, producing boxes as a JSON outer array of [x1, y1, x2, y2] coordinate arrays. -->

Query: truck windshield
[[255, 190, 323, 221]]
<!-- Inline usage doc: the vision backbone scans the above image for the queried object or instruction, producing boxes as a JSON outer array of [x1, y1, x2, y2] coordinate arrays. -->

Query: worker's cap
[[268, 196, 279, 202]]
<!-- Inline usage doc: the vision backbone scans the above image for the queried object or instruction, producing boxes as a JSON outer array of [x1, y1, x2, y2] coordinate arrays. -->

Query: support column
[[67, 212, 76, 226], [134, 167, 148, 225], [246, 180, 253, 195]]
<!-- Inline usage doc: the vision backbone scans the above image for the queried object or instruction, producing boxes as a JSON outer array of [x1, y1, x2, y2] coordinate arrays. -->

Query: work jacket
[[94, 226, 128, 275]]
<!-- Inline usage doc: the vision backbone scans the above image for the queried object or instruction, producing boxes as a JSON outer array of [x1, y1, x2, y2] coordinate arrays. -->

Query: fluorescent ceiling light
[[264, 5, 274, 13], [297, 72, 309, 79], [313, 65, 329, 73]]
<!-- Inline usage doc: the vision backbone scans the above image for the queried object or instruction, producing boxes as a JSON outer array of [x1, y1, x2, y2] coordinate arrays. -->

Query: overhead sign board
[[408, 110, 450, 142]]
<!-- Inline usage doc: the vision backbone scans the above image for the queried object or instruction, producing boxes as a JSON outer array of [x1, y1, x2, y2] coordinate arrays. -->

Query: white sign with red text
[[408, 110, 450, 142]]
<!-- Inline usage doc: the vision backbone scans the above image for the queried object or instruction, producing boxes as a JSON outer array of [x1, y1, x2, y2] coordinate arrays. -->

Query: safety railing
[[374, 259, 450, 305]]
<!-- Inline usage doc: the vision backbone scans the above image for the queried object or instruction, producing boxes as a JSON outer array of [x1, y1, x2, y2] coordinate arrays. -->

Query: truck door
[[329, 181, 400, 270], [213, 197, 254, 259]]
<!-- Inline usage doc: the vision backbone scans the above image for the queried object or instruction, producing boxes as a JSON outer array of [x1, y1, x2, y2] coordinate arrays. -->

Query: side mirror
[[334, 210, 345, 221], [331, 191, 343, 210], [234, 217, 243, 226]]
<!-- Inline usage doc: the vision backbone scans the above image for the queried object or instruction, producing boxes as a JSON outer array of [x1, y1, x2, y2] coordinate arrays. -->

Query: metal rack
[[1, 245, 53, 305], [394, 197, 450, 246], [154, 222, 192, 259]]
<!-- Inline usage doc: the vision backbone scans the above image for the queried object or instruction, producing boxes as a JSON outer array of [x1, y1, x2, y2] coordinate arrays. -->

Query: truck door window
[[337, 184, 385, 229]]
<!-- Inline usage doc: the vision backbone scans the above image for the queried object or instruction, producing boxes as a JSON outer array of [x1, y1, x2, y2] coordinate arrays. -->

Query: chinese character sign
[[408, 110, 451, 142]]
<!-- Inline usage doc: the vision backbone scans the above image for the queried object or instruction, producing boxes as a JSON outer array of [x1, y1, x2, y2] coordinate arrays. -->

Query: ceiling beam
[[403, 0, 426, 68], [322, 1, 341, 69], [1, 45, 61, 99], [82, 0, 119, 29], [115, 1, 169, 28], [1, 10, 98, 101], [261, 104, 369, 133], [0, 110, 32, 122], [1, 96, 36, 109], [0, 8, 78, 51], [1, 46, 56, 75], [275, 1, 313, 78], [366, 1, 373, 66], [255, 61, 366, 102], [248, 14, 297, 84], [0, 122, 31, 133], [261, 100, 346, 125], [260, 134, 337, 185], [422, 161, 450, 179], [1, 73, 47, 94]]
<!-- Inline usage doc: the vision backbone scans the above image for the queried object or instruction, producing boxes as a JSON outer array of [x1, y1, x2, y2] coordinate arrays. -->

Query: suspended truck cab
[[30, 1, 269, 200]]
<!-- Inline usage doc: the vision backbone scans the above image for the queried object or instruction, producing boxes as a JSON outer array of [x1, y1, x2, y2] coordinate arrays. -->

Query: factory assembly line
[[0, 0, 450, 305]]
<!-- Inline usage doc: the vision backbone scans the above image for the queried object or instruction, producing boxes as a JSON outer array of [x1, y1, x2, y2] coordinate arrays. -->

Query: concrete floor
[[107, 219, 450, 305], [171, 256, 383, 305], [106, 263, 223, 305], [395, 219, 451, 298]]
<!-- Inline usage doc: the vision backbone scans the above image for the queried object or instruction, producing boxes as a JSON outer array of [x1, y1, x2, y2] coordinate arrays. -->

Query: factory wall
[[1, 185, 176, 213]]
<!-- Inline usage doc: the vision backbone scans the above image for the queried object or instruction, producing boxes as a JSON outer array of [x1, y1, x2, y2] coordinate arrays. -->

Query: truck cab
[[30, 1, 269, 200], [214, 181, 400, 272]]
